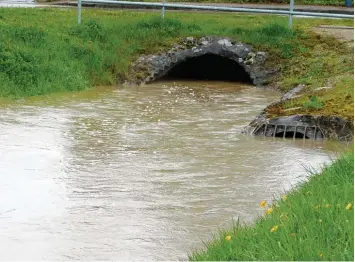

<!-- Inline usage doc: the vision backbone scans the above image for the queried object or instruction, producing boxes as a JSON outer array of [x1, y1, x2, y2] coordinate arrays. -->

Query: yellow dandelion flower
[[259, 200, 267, 208], [319, 253, 323, 258], [290, 233, 296, 237], [282, 194, 287, 201], [270, 225, 279, 233], [265, 208, 273, 215], [225, 235, 231, 241], [325, 204, 331, 208], [346, 203, 352, 211]]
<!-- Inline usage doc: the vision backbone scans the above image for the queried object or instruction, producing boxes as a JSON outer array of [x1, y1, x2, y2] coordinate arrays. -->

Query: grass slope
[[190, 152, 354, 261], [0, 9, 353, 120]]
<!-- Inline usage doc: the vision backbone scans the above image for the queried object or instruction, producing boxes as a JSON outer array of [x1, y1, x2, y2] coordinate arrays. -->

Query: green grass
[[303, 95, 324, 109], [190, 151, 354, 261], [0, 8, 353, 119]]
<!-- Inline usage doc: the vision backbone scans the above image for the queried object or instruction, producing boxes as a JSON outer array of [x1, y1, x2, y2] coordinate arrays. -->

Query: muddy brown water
[[0, 81, 345, 260]]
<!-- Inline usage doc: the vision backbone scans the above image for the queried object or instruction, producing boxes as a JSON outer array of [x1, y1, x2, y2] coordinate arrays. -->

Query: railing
[[77, 0, 354, 27]]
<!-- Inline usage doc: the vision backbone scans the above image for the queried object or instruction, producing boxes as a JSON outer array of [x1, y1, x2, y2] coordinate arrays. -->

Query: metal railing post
[[78, 0, 82, 24], [289, 0, 294, 28], [161, 0, 166, 19]]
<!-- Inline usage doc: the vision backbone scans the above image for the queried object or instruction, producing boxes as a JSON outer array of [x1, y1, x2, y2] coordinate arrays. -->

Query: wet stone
[[127, 36, 277, 86]]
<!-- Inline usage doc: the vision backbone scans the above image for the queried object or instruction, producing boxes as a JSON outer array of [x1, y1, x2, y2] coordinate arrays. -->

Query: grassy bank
[[190, 151, 354, 261], [0, 9, 353, 120]]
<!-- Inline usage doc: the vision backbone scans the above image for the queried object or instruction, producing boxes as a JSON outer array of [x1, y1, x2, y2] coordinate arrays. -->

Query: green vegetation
[[303, 95, 324, 109], [190, 151, 354, 261], [0, 8, 353, 120]]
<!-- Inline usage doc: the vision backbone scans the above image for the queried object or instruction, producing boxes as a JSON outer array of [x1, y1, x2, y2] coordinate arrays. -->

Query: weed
[[303, 95, 324, 109], [71, 20, 108, 42]]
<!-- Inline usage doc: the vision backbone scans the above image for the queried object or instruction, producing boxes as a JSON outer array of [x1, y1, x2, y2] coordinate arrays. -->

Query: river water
[[0, 81, 342, 260]]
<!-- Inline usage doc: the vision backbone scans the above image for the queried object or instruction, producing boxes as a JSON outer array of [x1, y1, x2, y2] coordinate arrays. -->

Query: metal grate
[[253, 123, 325, 140]]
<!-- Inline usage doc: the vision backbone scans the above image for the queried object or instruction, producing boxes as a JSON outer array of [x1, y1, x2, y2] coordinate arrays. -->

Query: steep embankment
[[0, 9, 353, 121], [190, 151, 354, 261]]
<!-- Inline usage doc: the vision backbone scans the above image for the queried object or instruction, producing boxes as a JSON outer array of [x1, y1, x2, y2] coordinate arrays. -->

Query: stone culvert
[[125, 36, 279, 86], [126, 36, 353, 141]]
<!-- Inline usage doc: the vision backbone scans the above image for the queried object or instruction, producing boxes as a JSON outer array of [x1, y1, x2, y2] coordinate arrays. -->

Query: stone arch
[[126, 36, 279, 86]]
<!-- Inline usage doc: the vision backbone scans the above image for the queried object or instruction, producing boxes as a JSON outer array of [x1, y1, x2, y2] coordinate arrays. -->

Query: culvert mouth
[[128, 37, 278, 86], [160, 54, 253, 83]]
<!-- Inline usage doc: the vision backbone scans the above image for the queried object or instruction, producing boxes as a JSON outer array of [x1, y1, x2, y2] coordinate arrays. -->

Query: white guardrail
[[77, 0, 354, 27]]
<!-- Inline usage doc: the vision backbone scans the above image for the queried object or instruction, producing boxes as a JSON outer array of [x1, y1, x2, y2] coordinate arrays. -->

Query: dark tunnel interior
[[160, 54, 253, 83], [275, 131, 310, 139]]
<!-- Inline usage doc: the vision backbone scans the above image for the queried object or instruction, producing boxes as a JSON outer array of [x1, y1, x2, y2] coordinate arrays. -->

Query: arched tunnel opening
[[275, 131, 310, 139], [160, 54, 253, 83]]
